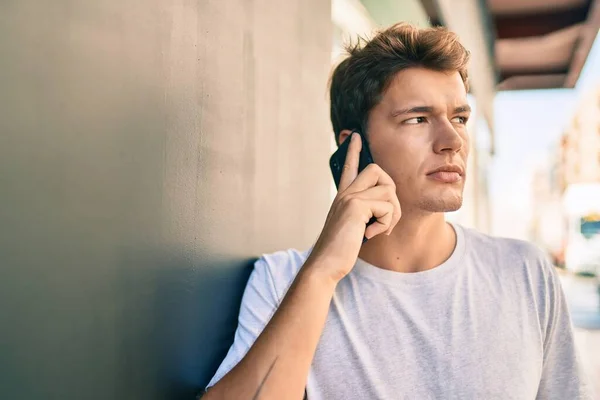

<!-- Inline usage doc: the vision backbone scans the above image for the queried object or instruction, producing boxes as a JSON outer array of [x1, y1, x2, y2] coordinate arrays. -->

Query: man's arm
[[535, 257, 592, 399], [203, 133, 401, 399], [203, 256, 336, 400]]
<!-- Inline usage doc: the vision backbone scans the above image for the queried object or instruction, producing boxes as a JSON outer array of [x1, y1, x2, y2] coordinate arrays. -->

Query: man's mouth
[[426, 165, 464, 183]]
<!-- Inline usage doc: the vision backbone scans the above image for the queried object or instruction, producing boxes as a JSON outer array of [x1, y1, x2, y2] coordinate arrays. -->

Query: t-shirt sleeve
[[535, 254, 592, 399], [205, 256, 281, 390]]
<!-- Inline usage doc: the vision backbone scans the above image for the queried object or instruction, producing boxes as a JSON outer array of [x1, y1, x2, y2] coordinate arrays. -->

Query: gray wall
[[0, 1, 332, 398]]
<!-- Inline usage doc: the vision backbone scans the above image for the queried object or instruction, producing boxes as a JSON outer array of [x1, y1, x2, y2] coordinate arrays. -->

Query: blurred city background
[[1, 0, 599, 398]]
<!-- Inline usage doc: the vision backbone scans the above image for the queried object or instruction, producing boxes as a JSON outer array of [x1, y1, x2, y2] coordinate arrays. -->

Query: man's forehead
[[381, 68, 467, 108]]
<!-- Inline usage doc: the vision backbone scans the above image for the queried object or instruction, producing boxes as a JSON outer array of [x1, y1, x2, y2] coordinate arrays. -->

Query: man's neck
[[358, 212, 457, 274]]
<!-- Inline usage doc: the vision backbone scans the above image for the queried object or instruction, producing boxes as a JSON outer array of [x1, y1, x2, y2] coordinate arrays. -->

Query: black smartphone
[[329, 130, 377, 243], [329, 130, 374, 189]]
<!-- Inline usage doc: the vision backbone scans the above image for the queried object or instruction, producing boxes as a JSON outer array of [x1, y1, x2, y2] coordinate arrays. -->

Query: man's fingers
[[334, 135, 402, 237], [386, 203, 402, 235], [346, 163, 395, 194], [351, 185, 402, 236], [363, 200, 394, 239], [351, 185, 396, 202], [387, 190, 402, 235], [338, 132, 361, 192]]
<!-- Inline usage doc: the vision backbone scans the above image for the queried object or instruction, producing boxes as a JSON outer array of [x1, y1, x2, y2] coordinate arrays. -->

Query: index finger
[[349, 163, 396, 193], [338, 132, 362, 191]]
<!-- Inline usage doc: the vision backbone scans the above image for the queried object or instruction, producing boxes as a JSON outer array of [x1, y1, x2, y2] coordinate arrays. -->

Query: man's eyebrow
[[390, 104, 472, 117], [454, 105, 471, 113], [390, 106, 433, 117]]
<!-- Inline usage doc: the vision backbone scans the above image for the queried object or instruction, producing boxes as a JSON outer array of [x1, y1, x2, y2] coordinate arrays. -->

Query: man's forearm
[[204, 258, 337, 399]]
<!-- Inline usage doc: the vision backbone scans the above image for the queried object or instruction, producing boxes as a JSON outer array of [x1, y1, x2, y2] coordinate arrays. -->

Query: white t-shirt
[[207, 223, 591, 399]]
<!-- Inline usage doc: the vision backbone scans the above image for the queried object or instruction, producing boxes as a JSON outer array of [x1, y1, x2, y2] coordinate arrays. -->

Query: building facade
[[560, 86, 600, 188]]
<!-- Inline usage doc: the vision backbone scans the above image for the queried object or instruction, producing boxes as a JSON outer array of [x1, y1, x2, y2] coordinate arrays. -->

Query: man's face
[[365, 67, 470, 214]]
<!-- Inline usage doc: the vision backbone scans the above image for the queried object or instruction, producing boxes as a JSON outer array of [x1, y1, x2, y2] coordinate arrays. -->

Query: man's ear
[[338, 129, 354, 146]]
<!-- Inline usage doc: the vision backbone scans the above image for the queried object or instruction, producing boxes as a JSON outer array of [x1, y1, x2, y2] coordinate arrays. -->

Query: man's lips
[[427, 171, 462, 183], [426, 165, 464, 183]]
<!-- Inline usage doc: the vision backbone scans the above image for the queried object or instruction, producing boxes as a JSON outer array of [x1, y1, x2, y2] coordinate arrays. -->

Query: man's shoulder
[[252, 247, 312, 300], [460, 224, 552, 270], [459, 226, 557, 308], [257, 247, 311, 275]]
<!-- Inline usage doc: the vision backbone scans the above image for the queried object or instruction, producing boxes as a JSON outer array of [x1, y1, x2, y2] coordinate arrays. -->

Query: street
[[558, 270, 600, 398]]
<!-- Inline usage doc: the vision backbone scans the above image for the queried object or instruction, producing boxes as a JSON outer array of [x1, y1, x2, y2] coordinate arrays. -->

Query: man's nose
[[433, 120, 463, 154]]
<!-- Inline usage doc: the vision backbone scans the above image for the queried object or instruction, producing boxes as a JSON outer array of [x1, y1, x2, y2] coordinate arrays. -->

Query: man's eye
[[452, 116, 468, 124], [404, 116, 427, 125]]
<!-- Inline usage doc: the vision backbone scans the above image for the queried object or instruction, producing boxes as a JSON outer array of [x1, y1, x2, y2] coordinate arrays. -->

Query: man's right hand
[[308, 132, 401, 283]]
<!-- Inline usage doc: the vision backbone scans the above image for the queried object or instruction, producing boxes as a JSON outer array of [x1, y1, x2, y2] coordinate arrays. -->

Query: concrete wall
[[0, 1, 332, 398]]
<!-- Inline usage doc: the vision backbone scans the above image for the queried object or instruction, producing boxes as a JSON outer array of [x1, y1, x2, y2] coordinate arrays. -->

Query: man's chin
[[418, 194, 463, 213], [441, 202, 462, 213]]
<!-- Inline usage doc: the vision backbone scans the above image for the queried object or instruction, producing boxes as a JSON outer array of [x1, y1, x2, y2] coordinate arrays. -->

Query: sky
[[487, 31, 600, 239]]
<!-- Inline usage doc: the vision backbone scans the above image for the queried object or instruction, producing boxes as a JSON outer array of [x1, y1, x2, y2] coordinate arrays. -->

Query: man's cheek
[[387, 170, 408, 189]]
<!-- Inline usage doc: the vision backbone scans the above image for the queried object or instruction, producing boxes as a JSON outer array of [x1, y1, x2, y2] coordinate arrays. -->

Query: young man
[[203, 23, 590, 399]]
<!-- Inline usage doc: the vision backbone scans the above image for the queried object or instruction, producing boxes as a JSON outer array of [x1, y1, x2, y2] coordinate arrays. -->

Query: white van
[[563, 183, 600, 277]]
